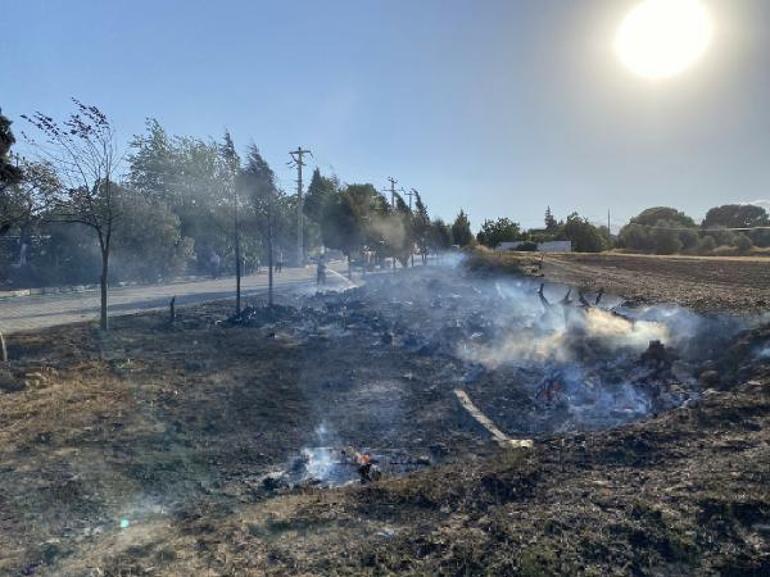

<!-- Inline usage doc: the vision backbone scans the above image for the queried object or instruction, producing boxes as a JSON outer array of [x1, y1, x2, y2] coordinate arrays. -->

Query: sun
[[615, 0, 713, 79]]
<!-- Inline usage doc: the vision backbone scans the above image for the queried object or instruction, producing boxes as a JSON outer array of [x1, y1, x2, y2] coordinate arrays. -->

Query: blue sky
[[3, 0, 769, 230]]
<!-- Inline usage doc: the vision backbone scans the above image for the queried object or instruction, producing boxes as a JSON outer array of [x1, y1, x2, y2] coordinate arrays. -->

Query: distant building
[[537, 240, 572, 253], [496, 240, 572, 253]]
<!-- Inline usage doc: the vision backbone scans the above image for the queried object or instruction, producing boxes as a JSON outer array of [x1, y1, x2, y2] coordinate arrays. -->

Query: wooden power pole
[[387, 176, 398, 208], [289, 146, 312, 266]]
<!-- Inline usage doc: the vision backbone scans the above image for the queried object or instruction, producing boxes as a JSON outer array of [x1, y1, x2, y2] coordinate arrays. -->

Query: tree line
[[0, 102, 458, 328], [465, 204, 770, 256]]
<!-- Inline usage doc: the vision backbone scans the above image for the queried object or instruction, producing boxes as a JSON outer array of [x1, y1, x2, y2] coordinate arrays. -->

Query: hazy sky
[[3, 0, 769, 230]]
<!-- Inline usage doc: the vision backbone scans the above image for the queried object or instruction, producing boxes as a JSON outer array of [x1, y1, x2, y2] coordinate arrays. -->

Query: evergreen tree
[[451, 209, 473, 247], [412, 190, 431, 262], [545, 206, 558, 231], [240, 145, 280, 305]]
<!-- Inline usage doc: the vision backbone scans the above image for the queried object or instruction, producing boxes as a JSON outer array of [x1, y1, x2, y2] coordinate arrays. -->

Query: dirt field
[[476, 252, 770, 315], [0, 263, 768, 576]]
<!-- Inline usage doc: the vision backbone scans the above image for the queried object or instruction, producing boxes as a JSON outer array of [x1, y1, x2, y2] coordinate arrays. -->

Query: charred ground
[[0, 258, 768, 576]]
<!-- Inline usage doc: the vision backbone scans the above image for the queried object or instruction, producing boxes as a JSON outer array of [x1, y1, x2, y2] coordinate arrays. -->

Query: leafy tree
[[22, 100, 121, 330], [703, 204, 770, 248], [0, 157, 59, 239], [321, 188, 363, 272], [430, 218, 452, 252], [651, 226, 682, 255], [544, 206, 558, 232], [630, 207, 696, 228], [678, 228, 699, 252], [129, 120, 233, 274], [703, 226, 735, 248], [733, 233, 753, 254], [0, 110, 23, 197], [476, 217, 522, 248], [619, 207, 698, 254], [697, 235, 716, 254], [451, 210, 473, 247], [561, 212, 607, 253], [703, 204, 769, 229], [112, 192, 194, 282]]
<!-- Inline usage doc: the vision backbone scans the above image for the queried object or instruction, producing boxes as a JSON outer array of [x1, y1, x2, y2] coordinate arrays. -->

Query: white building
[[496, 240, 572, 253]]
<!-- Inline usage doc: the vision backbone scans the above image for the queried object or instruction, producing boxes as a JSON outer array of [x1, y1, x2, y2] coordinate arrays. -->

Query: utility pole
[[405, 188, 416, 210], [289, 146, 313, 266], [607, 209, 612, 247], [387, 176, 398, 208]]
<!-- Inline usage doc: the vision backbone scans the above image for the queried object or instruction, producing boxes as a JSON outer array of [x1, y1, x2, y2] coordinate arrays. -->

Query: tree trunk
[[235, 227, 242, 315], [267, 223, 274, 307], [99, 247, 109, 331]]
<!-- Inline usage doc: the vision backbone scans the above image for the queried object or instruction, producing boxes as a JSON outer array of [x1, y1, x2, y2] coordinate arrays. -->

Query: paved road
[[0, 265, 350, 334]]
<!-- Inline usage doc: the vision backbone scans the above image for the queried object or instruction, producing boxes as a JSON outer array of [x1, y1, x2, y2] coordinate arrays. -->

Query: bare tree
[[22, 100, 122, 330]]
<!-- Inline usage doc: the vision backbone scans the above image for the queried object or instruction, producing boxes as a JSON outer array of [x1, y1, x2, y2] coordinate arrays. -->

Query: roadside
[[0, 262, 350, 334]]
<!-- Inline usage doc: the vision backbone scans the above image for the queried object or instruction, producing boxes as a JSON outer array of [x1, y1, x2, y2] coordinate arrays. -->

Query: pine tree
[[545, 206, 558, 231]]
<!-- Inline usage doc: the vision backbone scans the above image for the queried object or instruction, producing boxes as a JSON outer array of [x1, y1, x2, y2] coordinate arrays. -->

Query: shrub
[[696, 236, 716, 255], [733, 234, 753, 254]]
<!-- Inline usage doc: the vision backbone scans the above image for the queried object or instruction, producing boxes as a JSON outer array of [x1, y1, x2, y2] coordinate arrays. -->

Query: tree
[[630, 207, 696, 228], [390, 192, 414, 268], [703, 204, 770, 248], [321, 188, 363, 274], [128, 120, 234, 274], [651, 226, 682, 255], [619, 207, 698, 254], [22, 100, 121, 330], [303, 168, 338, 255], [703, 204, 769, 229], [0, 110, 23, 195], [544, 206, 558, 232], [220, 130, 242, 313], [241, 145, 280, 306], [412, 190, 431, 263], [562, 212, 607, 253], [0, 157, 59, 238], [430, 218, 452, 253], [451, 210, 473, 247], [476, 217, 521, 248], [304, 168, 337, 224], [734, 233, 753, 254], [111, 191, 194, 282], [618, 223, 650, 251], [697, 235, 716, 254]]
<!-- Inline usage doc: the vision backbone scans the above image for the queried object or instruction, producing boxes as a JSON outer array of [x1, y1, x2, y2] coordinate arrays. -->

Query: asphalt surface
[[0, 265, 344, 334]]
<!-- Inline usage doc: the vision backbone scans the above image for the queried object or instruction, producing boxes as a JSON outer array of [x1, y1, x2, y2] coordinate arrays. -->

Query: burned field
[[1, 263, 769, 576]]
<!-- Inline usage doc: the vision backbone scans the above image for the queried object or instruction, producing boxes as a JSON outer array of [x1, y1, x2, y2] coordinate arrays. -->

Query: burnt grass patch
[[0, 267, 768, 576]]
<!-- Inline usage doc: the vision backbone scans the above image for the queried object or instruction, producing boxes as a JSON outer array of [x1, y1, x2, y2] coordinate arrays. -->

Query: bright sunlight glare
[[615, 0, 713, 79]]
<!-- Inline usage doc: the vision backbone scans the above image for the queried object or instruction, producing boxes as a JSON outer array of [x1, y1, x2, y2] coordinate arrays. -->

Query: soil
[[0, 260, 768, 576], [477, 251, 770, 315]]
